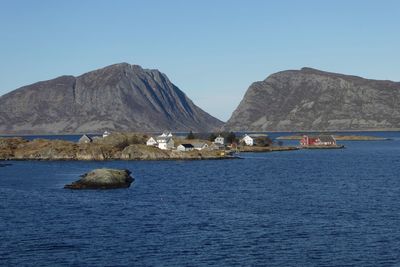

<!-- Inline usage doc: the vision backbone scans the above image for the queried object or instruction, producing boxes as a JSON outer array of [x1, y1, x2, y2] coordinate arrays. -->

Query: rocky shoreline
[[301, 145, 345, 149], [238, 146, 299, 153], [0, 135, 236, 161]]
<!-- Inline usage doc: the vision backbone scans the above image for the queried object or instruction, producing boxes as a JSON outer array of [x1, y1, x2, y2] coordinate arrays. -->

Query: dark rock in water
[[0, 163, 12, 168], [64, 169, 134, 189]]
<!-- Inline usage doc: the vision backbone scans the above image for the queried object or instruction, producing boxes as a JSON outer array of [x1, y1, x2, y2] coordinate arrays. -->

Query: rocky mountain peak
[[0, 63, 223, 134], [224, 68, 400, 131]]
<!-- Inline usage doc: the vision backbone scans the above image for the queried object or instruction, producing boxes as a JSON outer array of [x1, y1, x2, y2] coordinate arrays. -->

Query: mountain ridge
[[224, 67, 400, 131], [0, 63, 223, 134]]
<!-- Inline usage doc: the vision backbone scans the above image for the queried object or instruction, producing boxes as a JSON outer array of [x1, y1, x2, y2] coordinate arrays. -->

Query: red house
[[300, 135, 336, 147]]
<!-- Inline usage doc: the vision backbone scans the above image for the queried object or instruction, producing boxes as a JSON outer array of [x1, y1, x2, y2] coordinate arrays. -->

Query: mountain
[[224, 67, 400, 131], [0, 63, 223, 134]]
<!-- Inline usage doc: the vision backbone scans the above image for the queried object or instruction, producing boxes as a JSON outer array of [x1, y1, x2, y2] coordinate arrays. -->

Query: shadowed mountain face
[[0, 63, 223, 134], [224, 68, 400, 131]]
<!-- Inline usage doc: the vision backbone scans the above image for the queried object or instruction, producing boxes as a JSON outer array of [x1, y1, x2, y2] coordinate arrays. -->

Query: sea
[[1, 132, 400, 266]]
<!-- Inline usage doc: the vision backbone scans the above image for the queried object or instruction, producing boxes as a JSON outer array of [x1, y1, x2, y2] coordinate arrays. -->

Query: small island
[[277, 134, 389, 141], [238, 146, 299, 153], [0, 131, 301, 161], [0, 134, 231, 161]]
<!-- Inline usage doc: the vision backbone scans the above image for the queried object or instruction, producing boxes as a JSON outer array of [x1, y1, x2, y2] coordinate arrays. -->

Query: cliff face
[[0, 63, 223, 134], [224, 68, 400, 131]]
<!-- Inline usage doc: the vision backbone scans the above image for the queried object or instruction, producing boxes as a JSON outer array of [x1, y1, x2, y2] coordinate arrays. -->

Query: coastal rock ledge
[[64, 169, 134, 189]]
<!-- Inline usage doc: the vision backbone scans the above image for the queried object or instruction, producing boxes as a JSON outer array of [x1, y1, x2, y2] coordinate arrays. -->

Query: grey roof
[[193, 143, 207, 148], [79, 134, 92, 142], [179, 144, 194, 148]]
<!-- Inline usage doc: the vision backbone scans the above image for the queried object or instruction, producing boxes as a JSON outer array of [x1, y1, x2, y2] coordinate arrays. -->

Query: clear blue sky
[[1, 0, 399, 121]]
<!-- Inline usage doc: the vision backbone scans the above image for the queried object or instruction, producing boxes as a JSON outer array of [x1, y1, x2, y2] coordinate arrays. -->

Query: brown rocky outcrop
[[64, 169, 134, 189], [0, 137, 28, 159]]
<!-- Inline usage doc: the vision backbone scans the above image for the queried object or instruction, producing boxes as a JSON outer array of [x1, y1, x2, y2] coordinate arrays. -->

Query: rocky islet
[[64, 169, 134, 189]]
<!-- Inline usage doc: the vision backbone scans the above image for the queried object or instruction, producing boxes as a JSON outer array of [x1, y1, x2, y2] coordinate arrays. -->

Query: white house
[[156, 134, 174, 150], [214, 135, 225, 145], [146, 137, 158, 146], [241, 134, 254, 146], [103, 131, 110, 138], [177, 144, 194, 152], [193, 143, 209, 150]]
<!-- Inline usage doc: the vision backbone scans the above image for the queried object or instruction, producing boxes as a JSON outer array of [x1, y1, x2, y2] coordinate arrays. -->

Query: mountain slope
[[224, 67, 400, 131], [0, 63, 223, 134]]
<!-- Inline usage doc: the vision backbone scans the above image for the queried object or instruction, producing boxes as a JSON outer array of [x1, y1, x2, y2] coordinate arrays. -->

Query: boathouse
[[300, 135, 336, 147]]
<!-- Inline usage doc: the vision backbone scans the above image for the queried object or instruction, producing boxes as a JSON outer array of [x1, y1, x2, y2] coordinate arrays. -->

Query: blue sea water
[[1, 132, 400, 266]]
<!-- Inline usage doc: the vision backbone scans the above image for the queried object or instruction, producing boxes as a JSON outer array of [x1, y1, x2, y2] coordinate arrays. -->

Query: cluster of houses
[[146, 132, 174, 150], [145, 131, 250, 151], [146, 132, 211, 151], [146, 132, 271, 151], [78, 130, 218, 151], [79, 130, 338, 151]]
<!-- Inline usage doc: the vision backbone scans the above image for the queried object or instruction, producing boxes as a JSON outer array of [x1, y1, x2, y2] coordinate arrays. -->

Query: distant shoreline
[[0, 132, 208, 136], [1, 129, 400, 136], [277, 135, 389, 141], [235, 129, 400, 133]]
